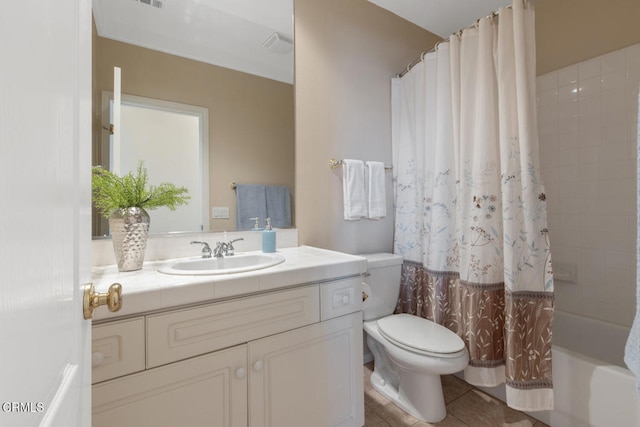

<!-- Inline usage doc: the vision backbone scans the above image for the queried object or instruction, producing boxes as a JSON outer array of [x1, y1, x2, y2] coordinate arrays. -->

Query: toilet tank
[[360, 253, 404, 321]]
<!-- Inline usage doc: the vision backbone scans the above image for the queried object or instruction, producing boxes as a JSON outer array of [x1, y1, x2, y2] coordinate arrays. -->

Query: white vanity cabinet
[[249, 311, 363, 427], [91, 276, 364, 427], [93, 344, 248, 426]]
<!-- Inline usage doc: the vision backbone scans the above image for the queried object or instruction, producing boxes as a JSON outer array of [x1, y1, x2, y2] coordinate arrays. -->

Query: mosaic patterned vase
[[109, 207, 150, 272]]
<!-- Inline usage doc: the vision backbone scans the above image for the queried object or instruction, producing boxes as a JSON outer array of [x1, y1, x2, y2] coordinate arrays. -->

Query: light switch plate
[[212, 207, 230, 219]]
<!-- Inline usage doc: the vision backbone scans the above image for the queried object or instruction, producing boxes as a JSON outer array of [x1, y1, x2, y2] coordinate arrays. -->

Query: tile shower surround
[[537, 42, 640, 327]]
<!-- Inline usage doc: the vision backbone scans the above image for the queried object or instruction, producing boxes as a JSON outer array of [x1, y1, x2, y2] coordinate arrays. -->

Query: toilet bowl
[[361, 253, 469, 423]]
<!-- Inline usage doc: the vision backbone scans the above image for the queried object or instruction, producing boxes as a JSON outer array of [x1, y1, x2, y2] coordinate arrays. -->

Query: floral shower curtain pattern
[[391, 0, 554, 411]]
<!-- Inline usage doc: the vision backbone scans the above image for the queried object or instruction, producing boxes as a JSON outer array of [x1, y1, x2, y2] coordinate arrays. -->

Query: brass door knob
[[83, 282, 122, 320]]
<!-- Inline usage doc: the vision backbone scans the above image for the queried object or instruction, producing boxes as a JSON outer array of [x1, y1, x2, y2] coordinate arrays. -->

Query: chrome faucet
[[213, 242, 227, 258], [212, 238, 244, 257], [190, 241, 212, 258], [226, 238, 244, 256]]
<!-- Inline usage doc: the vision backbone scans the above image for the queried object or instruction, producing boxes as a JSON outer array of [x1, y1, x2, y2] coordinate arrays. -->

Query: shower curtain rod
[[397, 1, 525, 78]]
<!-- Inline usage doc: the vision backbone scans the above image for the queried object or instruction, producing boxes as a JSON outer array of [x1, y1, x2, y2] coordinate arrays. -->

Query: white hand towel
[[342, 159, 367, 220], [366, 161, 386, 219]]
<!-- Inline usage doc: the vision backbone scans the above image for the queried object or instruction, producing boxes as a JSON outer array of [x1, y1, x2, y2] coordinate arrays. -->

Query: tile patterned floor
[[363, 363, 549, 427]]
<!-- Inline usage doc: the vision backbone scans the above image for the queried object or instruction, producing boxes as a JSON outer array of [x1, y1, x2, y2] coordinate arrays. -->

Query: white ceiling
[[92, 0, 294, 84], [368, 0, 512, 38], [93, 0, 511, 85]]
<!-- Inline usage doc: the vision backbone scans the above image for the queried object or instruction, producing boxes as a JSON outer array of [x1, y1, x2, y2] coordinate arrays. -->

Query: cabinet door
[[249, 312, 364, 427], [93, 344, 248, 427], [92, 317, 145, 384]]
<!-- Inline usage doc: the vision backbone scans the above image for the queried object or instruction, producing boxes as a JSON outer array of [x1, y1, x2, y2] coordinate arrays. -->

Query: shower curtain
[[391, 0, 554, 411]]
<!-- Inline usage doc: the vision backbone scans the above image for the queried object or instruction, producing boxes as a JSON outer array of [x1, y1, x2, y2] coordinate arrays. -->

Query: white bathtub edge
[[456, 345, 640, 427]]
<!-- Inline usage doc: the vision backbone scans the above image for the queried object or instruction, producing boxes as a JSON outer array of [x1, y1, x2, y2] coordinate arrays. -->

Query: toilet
[[361, 253, 468, 423]]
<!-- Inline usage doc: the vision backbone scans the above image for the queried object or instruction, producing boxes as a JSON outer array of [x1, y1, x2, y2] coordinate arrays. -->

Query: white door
[[0, 1, 92, 426]]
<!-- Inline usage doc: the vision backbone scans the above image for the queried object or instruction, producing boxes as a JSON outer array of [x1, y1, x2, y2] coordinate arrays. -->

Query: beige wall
[[294, 0, 640, 255], [536, 0, 640, 75], [93, 36, 294, 232], [294, 0, 441, 253]]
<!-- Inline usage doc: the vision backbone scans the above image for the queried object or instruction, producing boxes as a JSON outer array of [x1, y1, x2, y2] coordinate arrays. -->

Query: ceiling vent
[[262, 32, 293, 54], [135, 0, 164, 9]]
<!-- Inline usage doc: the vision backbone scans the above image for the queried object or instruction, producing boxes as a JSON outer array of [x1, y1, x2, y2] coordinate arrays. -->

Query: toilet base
[[369, 369, 446, 423], [364, 318, 468, 423]]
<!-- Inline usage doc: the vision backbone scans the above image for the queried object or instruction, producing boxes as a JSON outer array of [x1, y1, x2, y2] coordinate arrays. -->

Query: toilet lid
[[377, 314, 465, 356]]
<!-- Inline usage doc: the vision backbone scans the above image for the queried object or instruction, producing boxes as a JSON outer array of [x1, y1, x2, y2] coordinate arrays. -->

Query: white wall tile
[[578, 76, 602, 99], [602, 71, 626, 93], [627, 43, 640, 65], [578, 118, 602, 147], [553, 283, 583, 315], [578, 146, 599, 165], [559, 227, 581, 248], [557, 148, 579, 166], [558, 119, 579, 140], [602, 123, 628, 145], [602, 50, 627, 74], [599, 143, 628, 164], [578, 178, 599, 195], [557, 99, 578, 121], [538, 71, 558, 92], [558, 165, 579, 182], [558, 65, 578, 86], [578, 95, 601, 118], [560, 197, 581, 214], [598, 178, 629, 198], [558, 83, 578, 103], [627, 62, 640, 89], [581, 197, 617, 215], [578, 57, 602, 80], [601, 92, 628, 127], [627, 158, 637, 180], [538, 103, 559, 126], [537, 42, 639, 327], [538, 88, 558, 106], [558, 180, 579, 199], [557, 131, 579, 150]]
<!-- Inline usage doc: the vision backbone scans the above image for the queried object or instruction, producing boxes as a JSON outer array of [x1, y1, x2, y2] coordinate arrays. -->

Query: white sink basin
[[159, 253, 286, 275]]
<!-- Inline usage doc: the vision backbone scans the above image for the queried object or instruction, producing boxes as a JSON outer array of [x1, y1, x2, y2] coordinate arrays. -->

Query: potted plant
[[92, 162, 190, 271]]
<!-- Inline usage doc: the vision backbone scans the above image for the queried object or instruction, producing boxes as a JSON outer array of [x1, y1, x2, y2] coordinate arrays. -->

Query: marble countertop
[[91, 245, 367, 322]]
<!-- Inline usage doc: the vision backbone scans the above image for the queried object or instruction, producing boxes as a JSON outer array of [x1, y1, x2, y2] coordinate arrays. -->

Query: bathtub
[[475, 310, 640, 426]]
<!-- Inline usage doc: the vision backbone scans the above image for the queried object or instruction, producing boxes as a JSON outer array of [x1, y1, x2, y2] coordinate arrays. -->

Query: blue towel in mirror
[[266, 185, 291, 228], [235, 184, 267, 230]]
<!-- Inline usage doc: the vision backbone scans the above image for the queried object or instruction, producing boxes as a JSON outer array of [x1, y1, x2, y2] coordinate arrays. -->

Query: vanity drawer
[[146, 285, 320, 368], [320, 276, 363, 321], [92, 317, 145, 384]]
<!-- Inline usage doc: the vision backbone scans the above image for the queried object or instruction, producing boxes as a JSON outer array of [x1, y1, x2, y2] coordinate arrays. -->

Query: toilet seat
[[377, 314, 466, 358]]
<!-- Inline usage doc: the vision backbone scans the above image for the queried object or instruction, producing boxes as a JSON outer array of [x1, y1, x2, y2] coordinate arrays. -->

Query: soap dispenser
[[250, 217, 263, 231], [262, 218, 276, 253]]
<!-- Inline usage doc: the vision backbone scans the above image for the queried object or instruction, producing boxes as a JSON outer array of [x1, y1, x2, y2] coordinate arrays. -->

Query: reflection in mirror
[[91, 0, 295, 237], [95, 93, 209, 237]]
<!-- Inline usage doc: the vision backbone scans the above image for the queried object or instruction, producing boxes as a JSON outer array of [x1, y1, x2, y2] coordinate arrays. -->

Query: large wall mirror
[[91, 0, 294, 237]]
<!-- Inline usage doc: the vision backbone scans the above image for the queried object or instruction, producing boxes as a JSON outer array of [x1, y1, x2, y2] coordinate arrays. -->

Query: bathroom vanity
[[90, 245, 366, 427]]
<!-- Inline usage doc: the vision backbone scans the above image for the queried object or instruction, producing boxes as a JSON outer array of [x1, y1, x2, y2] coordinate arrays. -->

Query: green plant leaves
[[92, 161, 190, 218]]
